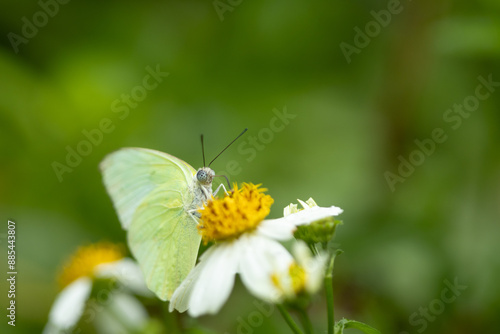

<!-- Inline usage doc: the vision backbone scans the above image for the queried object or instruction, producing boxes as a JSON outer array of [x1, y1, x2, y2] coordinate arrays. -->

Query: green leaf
[[334, 318, 381, 334]]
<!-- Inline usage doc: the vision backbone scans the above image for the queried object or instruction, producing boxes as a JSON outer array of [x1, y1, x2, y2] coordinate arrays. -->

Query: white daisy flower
[[283, 197, 343, 226], [270, 241, 328, 302], [169, 183, 297, 317], [43, 242, 151, 334]]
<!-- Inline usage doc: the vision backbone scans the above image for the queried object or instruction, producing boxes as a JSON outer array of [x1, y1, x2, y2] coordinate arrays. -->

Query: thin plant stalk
[[298, 307, 314, 334], [325, 254, 335, 334], [277, 304, 305, 334]]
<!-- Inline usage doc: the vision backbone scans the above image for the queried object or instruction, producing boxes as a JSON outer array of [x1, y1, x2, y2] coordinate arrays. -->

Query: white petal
[[44, 277, 92, 333], [281, 206, 343, 226], [110, 292, 149, 328], [305, 254, 328, 294], [169, 246, 216, 314], [257, 219, 295, 240], [293, 241, 313, 265], [239, 234, 293, 303], [95, 258, 151, 296], [187, 242, 240, 317], [94, 292, 148, 333]]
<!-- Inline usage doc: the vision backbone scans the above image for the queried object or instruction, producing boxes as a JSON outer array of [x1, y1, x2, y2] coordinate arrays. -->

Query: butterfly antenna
[[201, 134, 206, 167], [214, 174, 231, 189], [208, 128, 248, 167]]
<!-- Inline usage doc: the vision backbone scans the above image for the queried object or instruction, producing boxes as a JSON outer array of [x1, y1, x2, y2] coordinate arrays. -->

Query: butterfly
[[99, 129, 246, 300]]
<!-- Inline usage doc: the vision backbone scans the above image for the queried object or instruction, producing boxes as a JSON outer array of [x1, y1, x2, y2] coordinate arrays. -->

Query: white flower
[[170, 187, 344, 317], [270, 241, 328, 301], [169, 183, 296, 317], [283, 197, 343, 226], [43, 243, 151, 334]]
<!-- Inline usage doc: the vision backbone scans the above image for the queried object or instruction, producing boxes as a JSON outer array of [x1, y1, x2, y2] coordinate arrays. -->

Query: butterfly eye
[[197, 170, 207, 183]]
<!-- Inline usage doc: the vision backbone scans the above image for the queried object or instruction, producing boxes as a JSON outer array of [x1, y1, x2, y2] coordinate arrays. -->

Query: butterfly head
[[196, 167, 215, 185]]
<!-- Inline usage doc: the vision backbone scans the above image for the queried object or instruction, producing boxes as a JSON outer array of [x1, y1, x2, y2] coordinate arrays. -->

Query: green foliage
[[1, 0, 500, 333], [334, 319, 381, 334]]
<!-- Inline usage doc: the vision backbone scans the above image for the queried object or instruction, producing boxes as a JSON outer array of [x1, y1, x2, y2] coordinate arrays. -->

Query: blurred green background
[[1, 0, 499, 333]]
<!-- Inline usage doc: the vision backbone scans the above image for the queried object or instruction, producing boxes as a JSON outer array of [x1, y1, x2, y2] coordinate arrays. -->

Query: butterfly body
[[189, 167, 215, 217]]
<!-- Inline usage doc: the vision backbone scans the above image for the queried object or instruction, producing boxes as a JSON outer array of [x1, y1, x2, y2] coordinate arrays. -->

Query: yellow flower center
[[58, 242, 125, 288], [198, 183, 274, 243], [270, 263, 307, 297], [289, 263, 307, 294], [271, 273, 282, 290]]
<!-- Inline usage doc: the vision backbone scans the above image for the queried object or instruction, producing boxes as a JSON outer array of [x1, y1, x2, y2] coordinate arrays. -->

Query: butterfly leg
[[187, 208, 201, 218], [213, 183, 229, 197]]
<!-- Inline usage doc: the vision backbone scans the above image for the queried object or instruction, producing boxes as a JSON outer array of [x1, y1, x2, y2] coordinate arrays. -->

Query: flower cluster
[[170, 183, 343, 317], [45, 181, 381, 334]]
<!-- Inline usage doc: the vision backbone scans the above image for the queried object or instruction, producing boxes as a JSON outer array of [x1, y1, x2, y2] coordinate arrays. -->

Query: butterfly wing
[[100, 147, 202, 300], [100, 147, 195, 230]]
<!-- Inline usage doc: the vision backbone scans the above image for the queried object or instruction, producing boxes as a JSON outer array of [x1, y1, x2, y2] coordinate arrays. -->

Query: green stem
[[298, 308, 314, 334], [277, 304, 304, 334], [164, 302, 182, 334], [325, 254, 335, 334]]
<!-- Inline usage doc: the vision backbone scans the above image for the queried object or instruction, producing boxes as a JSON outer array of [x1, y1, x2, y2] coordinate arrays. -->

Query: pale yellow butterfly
[[99, 129, 246, 300]]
